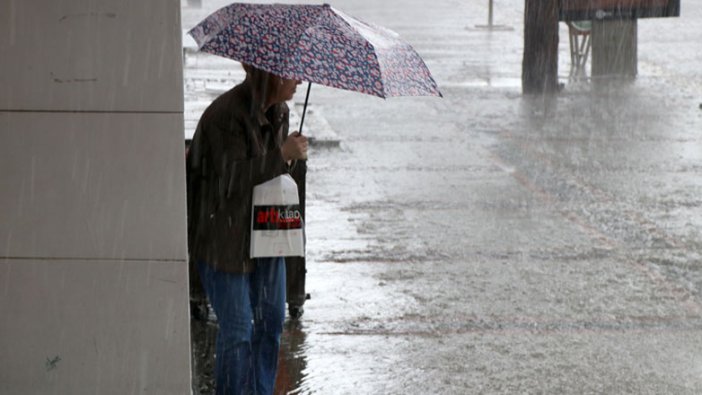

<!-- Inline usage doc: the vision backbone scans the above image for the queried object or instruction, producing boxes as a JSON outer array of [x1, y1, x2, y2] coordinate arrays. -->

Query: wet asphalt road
[[183, 0, 702, 393]]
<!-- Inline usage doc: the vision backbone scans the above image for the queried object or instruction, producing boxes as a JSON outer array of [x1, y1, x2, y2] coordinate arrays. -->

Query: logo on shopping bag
[[253, 205, 303, 230]]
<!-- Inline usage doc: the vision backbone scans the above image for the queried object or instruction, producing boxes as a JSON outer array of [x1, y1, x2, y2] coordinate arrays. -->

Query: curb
[[291, 103, 342, 148]]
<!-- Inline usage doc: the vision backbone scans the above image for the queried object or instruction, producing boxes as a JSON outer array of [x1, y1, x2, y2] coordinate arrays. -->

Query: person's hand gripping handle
[[281, 131, 308, 161]]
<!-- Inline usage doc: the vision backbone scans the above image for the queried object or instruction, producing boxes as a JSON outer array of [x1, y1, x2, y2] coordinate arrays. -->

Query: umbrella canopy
[[188, 3, 441, 98]]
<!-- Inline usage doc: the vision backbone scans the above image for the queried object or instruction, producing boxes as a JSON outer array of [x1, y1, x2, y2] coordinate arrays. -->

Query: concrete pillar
[[0, 1, 191, 393], [591, 19, 638, 80]]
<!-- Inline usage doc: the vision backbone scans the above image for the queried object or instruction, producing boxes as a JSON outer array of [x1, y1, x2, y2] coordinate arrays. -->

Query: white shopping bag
[[250, 174, 305, 258]]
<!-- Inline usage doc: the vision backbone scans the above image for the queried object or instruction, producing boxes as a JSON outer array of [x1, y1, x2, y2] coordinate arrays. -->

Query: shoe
[[288, 305, 304, 320]]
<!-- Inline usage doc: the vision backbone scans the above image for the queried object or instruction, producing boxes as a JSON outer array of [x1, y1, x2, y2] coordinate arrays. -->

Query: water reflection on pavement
[[275, 321, 307, 394]]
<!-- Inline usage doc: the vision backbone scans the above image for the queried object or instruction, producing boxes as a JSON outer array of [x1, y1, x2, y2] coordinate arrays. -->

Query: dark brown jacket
[[187, 80, 290, 273]]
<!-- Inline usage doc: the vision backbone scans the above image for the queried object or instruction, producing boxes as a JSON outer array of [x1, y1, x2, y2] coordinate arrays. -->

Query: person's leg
[[249, 257, 286, 395], [197, 261, 254, 395]]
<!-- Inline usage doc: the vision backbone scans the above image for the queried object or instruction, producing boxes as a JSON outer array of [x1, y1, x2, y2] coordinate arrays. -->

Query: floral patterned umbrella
[[188, 3, 442, 100]]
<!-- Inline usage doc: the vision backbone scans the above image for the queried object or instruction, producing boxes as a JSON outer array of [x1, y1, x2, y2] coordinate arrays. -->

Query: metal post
[[298, 82, 312, 135], [474, 0, 512, 31], [488, 0, 494, 27]]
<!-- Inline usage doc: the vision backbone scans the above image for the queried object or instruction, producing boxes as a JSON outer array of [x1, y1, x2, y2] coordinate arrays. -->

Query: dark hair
[[242, 64, 281, 116]]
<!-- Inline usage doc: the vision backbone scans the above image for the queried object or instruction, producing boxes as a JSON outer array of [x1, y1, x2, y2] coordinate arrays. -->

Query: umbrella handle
[[298, 82, 312, 135]]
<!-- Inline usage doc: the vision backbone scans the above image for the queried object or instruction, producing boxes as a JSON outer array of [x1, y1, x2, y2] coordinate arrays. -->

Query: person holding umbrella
[[186, 63, 308, 394], [187, 3, 441, 393]]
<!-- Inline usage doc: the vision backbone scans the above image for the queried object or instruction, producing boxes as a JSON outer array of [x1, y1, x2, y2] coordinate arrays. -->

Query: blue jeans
[[197, 258, 286, 395]]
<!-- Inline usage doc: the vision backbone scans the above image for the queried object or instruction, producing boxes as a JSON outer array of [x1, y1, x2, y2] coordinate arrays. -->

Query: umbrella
[[188, 2, 441, 132]]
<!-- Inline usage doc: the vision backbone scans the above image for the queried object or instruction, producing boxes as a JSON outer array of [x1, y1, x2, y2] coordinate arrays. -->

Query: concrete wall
[[0, 0, 191, 393]]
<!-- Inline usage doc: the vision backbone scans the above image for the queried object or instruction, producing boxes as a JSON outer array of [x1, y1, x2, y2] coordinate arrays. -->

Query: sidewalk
[[183, 1, 702, 393]]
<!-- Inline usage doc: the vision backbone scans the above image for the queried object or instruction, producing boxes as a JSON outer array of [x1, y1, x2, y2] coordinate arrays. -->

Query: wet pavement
[[183, 0, 702, 393]]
